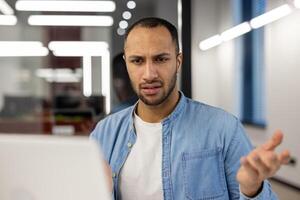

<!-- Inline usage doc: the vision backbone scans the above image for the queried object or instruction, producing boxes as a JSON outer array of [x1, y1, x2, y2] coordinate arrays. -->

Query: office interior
[[0, 0, 299, 199]]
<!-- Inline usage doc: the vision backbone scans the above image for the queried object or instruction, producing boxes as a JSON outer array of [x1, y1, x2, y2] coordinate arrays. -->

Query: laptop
[[0, 134, 112, 200]]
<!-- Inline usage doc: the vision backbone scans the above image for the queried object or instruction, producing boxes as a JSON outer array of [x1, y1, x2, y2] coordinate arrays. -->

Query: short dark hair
[[124, 17, 180, 54]]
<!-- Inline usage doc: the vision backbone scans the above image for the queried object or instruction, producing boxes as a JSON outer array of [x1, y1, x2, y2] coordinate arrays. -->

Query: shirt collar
[[128, 91, 187, 129]]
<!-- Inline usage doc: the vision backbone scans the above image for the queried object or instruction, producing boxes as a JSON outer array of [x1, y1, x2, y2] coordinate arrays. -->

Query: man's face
[[124, 26, 182, 106]]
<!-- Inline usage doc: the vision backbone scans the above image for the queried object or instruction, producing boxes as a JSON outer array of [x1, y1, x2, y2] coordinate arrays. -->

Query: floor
[[269, 179, 300, 200]]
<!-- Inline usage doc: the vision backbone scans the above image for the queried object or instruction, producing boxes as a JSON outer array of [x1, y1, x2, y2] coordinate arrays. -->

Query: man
[[90, 17, 290, 200]]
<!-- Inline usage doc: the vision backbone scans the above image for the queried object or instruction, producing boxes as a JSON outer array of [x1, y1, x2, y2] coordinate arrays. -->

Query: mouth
[[140, 83, 162, 95]]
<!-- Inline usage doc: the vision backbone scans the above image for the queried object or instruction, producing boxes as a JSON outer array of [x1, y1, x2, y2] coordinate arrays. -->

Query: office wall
[[248, 3, 300, 187], [191, 0, 300, 187], [191, 0, 237, 114]]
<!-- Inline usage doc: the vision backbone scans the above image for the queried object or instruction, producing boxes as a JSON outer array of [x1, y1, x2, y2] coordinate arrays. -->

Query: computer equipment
[[0, 134, 112, 200]]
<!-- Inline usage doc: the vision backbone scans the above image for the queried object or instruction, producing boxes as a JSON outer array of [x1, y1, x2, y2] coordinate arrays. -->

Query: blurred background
[[0, 0, 299, 198]]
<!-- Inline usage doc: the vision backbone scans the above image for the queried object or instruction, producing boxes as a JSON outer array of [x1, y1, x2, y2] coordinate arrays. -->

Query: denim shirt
[[90, 92, 278, 200]]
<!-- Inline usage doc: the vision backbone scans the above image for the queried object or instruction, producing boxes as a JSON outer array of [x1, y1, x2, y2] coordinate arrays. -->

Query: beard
[[133, 70, 177, 106]]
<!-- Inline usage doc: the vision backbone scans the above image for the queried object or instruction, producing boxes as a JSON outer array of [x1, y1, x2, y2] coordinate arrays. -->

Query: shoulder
[[90, 105, 133, 139], [181, 97, 244, 141], [185, 97, 238, 124], [89, 105, 134, 161], [103, 106, 133, 125], [184, 98, 252, 151]]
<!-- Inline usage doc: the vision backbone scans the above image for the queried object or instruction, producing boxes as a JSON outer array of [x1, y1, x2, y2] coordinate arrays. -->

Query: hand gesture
[[236, 130, 290, 197]]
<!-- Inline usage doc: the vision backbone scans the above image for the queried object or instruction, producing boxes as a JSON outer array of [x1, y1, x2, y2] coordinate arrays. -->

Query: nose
[[142, 61, 158, 82]]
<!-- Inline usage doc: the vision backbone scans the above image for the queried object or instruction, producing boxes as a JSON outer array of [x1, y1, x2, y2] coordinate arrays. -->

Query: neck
[[136, 89, 180, 123]]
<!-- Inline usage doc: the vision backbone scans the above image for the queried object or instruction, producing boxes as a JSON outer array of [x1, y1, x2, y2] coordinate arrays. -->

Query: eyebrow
[[127, 53, 171, 59], [153, 53, 171, 57]]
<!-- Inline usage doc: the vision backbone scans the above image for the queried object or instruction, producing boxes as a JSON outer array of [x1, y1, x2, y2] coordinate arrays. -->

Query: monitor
[[0, 134, 112, 200]]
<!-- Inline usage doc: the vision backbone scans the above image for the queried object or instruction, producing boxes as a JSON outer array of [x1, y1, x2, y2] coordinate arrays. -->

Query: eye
[[155, 56, 169, 63], [130, 58, 143, 65]]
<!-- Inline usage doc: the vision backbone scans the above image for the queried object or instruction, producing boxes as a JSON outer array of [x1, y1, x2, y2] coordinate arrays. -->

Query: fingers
[[262, 130, 283, 151], [251, 152, 273, 177], [244, 150, 281, 179], [240, 156, 259, 178], [279, 149, 290, 164]]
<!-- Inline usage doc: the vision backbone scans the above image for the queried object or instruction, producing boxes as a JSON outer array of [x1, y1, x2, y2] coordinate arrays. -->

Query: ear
[[176, 53, 183, 73]]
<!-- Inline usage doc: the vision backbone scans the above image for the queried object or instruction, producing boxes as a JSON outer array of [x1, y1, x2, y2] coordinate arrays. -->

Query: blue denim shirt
[[90, 92, 278, 200]]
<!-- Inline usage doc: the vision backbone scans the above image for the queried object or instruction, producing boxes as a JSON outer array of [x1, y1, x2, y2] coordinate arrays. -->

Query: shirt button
[[112, 173, 116, 178], [127, 142, 133, 148]]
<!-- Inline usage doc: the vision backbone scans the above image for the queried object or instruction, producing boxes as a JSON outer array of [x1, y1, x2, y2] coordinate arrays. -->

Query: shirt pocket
[[182, 148, 226, 200]]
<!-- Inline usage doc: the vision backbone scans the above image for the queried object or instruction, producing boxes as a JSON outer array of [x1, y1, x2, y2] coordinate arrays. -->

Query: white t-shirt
[[119, 112, 163, 200]]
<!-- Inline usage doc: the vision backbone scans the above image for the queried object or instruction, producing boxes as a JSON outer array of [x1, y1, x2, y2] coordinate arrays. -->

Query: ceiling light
[[0, 0, 14, 15], [48, 41, 111, 113], [0, 41, 48, 56], [117, 28, 126, 36], [199, 35, 222, 51], [28, 15, 114, 27], [16, 0, 116, 12], [250, 4, 292, 29], [122, 11, 132, 20], [83, 56, 92, 97], [49, 41, 109, 57], [221, 22, 251, 41], [119, 20, 128, 29], [100, 50, 111, 114], [0, 15, 17, 25], [250, 4, 292, 28], [127, 1, 136, 9], [36, 68, 82, 83], [49, 41, 109, 51]]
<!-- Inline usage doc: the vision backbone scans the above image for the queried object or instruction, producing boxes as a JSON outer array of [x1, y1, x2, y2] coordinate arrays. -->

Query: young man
[[90, 17, 290, 200]]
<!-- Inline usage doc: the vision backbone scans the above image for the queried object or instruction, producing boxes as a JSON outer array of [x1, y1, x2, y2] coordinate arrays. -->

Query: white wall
[[191, 0, 237, 114], [191, 0, 300, 187], [247, 3, 300, 187]]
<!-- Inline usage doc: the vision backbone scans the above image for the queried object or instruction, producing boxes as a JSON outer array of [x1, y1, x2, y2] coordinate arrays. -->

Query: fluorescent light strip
[[48, 41, 111, 113], [199, 4, 295, 51], [101, 50, 111, 114], [49, 41, 109, 50], [0, 41, 44, 47], [0, 41, 48, 56], [45, 77, 80, 83], [28, 15, 114, 27], [36, 68, 81, 83], [0, 0, 14, 15], [49, 41, 109, 57], [83, 56, 92, 97], [16, 0, 116, 12], [221, 22, 251, 41], [295, 0, 300, 8], [250, 4, 292, 29], [0, 15, 17, 25], [177, 0, 182, 52], [199, 35, 222, 51]]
